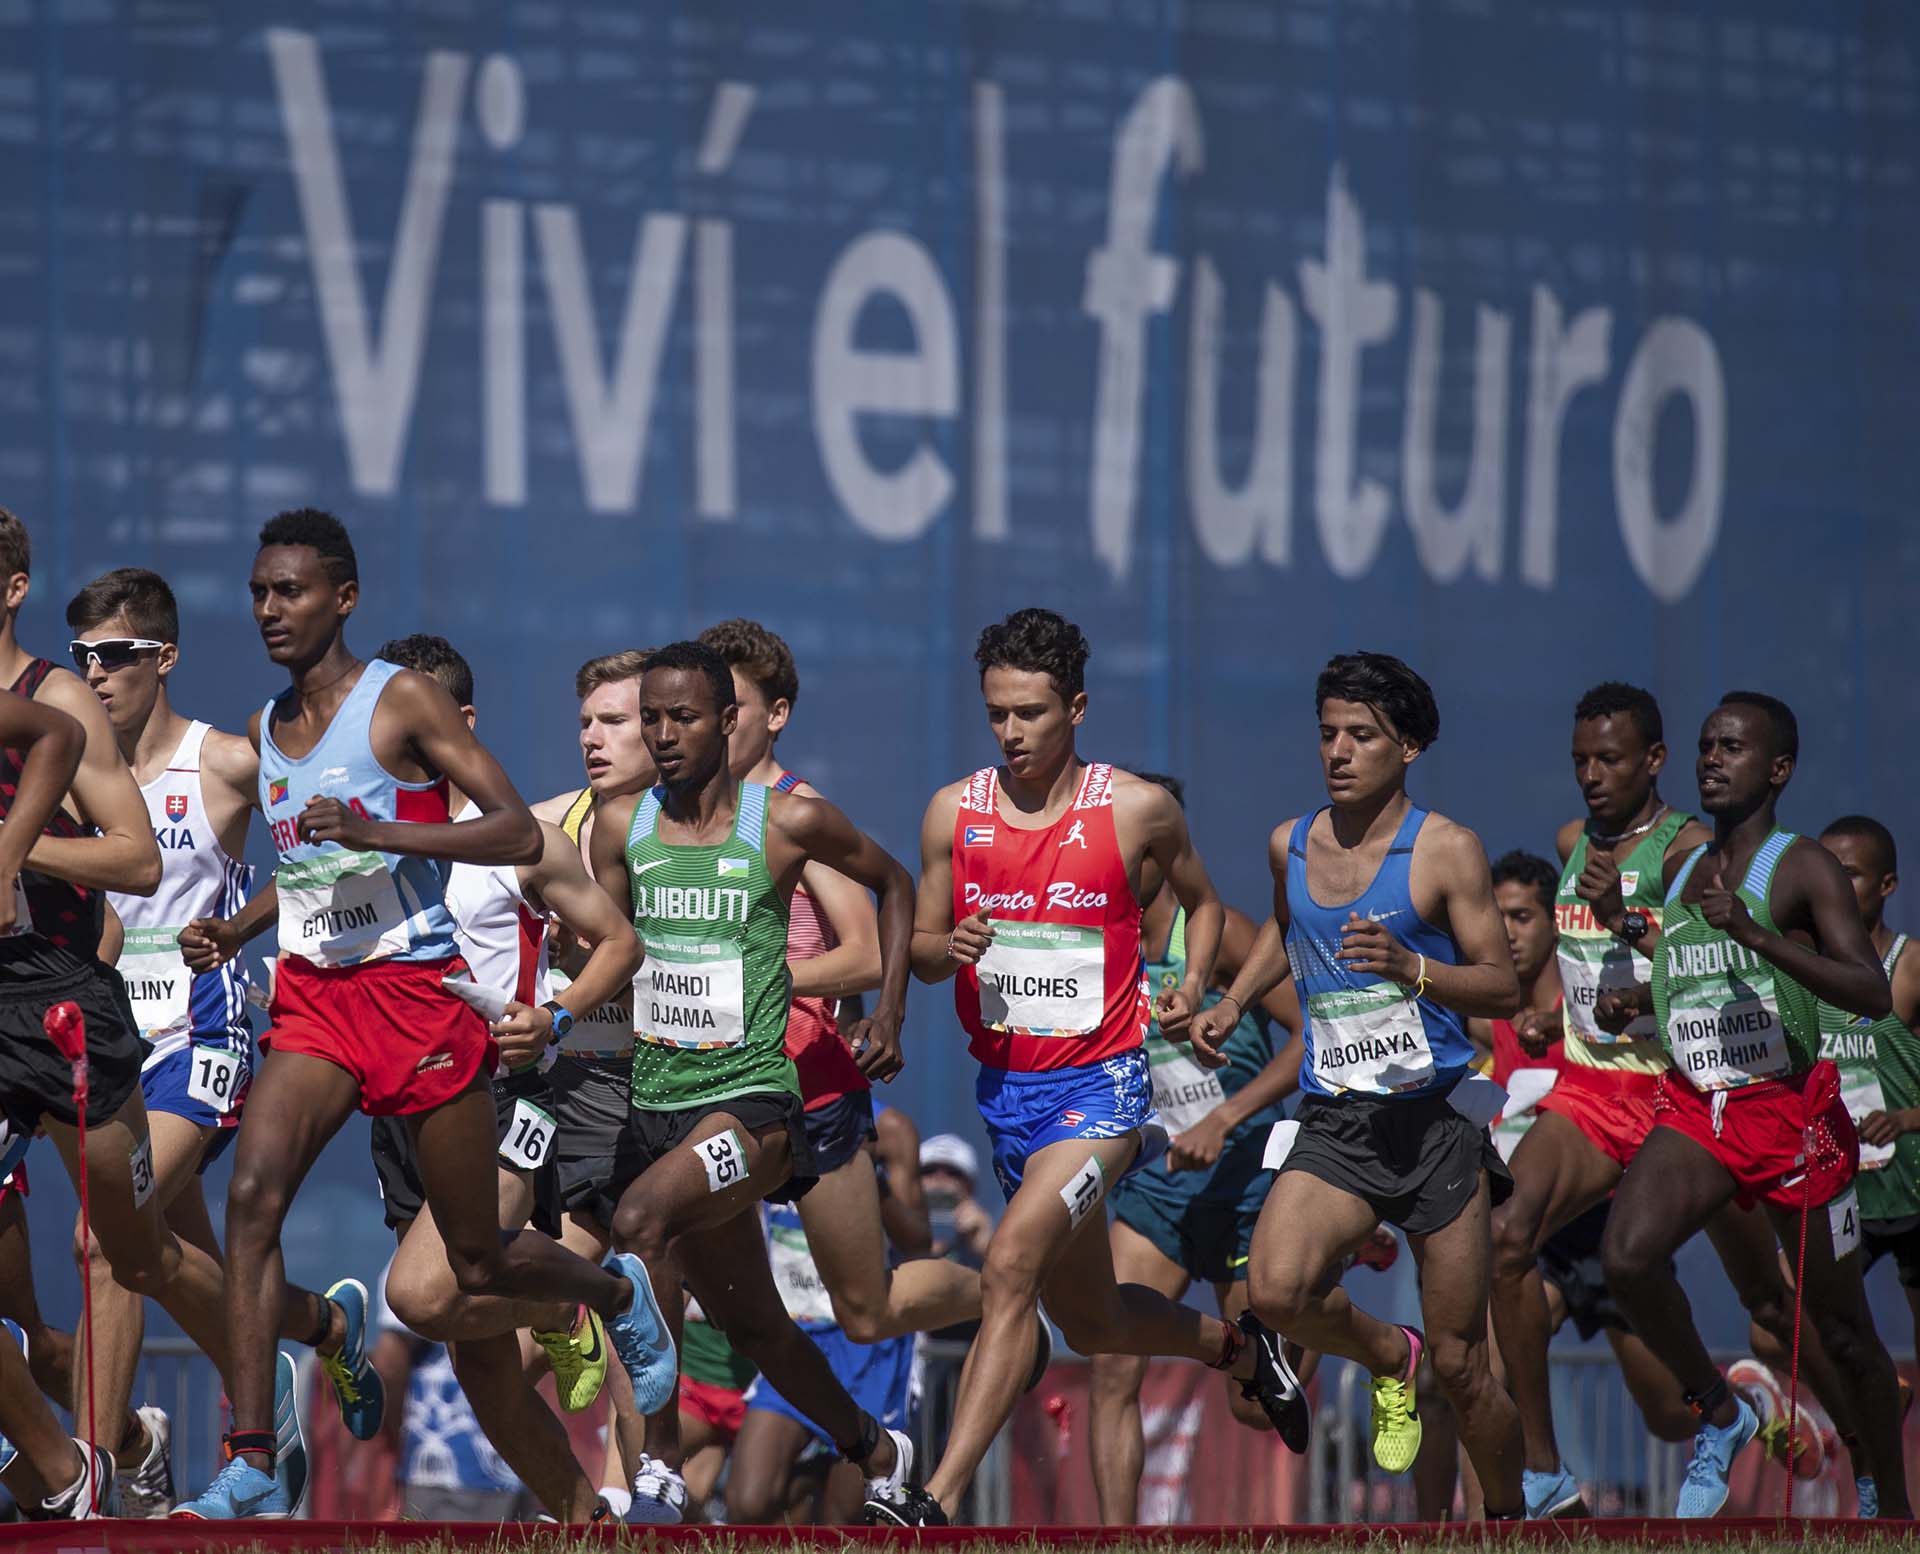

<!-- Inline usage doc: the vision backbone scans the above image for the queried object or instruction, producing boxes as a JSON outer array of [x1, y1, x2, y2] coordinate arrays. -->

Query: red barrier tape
[[0, 1522, 1900, 1550]]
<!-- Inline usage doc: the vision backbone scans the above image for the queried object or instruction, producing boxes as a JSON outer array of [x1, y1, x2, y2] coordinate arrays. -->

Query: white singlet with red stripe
[[444, 801, 551, 1073], [953, 762, 1149, 1073]]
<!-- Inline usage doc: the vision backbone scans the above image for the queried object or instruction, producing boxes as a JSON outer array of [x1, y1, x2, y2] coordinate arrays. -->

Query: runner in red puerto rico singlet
[[953, 760, 1150, 1073]]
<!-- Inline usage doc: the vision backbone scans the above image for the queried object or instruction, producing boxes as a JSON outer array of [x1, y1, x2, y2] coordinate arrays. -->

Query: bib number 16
[[499, 1099, 555, 1171]]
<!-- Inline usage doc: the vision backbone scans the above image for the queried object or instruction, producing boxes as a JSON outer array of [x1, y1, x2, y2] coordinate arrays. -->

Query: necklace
[[294, 656, 363, 702], [1590, 803, 1668, 847]]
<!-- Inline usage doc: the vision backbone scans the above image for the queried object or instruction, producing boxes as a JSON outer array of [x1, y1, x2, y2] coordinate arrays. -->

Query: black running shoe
[[1237, 1310, 1310, 1454], [864, 1485, 950, 1527]]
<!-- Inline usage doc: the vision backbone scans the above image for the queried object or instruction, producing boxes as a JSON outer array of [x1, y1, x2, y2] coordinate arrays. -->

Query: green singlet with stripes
[[624, 781, 800, 1111], [1819, 936, 1920, 1224]]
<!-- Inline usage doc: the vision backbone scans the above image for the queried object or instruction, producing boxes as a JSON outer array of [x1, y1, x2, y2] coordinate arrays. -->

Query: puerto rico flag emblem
[[164, 794, 188, 823], [1060, 1109, 1085, 1127], [964, 824, 995, 847], [268, 777, 289, 806]]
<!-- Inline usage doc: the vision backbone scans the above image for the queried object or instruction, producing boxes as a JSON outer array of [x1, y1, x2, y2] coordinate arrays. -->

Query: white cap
[[919, 1133, 978, 1184]]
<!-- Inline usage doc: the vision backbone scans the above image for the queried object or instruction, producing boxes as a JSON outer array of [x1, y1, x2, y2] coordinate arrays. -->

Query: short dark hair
[[700, 619, 800, 713], [1823, 815, 1898, 877], [1315, 652, 1440, 750], [1492, 849, 1558, 911], [642, 641, 737, 714], [66, 568, 180, 645], [575, 649, 653, 702], [1574, 681, 1663, 750], [1718, 690, 1799, 762], [378, 634, 474, 707], [0, 507, 29, 581], [1132, 771, 1186, 809], [975, 608, 1090, 702], [258, 507, 357, 585]]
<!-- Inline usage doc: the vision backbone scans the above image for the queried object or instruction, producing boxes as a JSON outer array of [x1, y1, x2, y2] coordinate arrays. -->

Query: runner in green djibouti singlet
[[584, 640, 928, 1523]]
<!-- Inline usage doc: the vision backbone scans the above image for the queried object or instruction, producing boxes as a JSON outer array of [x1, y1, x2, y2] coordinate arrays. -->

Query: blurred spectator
[[369, 1260, 537, 1522], [919, 1135, 992, 1266]]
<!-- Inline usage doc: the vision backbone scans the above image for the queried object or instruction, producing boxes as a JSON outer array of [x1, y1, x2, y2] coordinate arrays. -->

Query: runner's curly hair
[[643, 641, 738, 714], [1574, 681, 1663, 750], [974, 608, 1090, 701]]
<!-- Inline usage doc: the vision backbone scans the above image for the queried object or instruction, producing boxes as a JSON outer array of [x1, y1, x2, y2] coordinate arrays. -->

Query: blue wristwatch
[[541, 999, 574, 1043]]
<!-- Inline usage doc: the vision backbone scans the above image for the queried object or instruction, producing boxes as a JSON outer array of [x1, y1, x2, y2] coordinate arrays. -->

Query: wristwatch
[[541, 999, 575, 1043], [1617, 909, 1651, 945]]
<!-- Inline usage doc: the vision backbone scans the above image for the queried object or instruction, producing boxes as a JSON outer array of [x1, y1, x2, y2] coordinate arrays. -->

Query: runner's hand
[[1183, 1003, 1235, 1069], [1167, 1111, 1229, 1172], [1699, 865, 1759, 947], [297, 796, 374, 850], [1338, 912, 1415, 984], [1593, 986, 1643, 1036], [1575, 847, 1625, 931], [945, 910, 995, 967], [180, 917, 241, 972], [1154, 983, 1196, 1037], [845, 1008, 905, 1083], [1513, 1005, 1558, 1057], [1858, 1109, 1907, 1147], [490, 1001, 551, 1066]]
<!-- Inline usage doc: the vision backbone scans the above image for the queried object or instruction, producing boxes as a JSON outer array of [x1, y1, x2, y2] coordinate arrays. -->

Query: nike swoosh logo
[[1368, 909, 1404, 922], [633, 859, 673, 875], [578, 1321, 602, 1364]]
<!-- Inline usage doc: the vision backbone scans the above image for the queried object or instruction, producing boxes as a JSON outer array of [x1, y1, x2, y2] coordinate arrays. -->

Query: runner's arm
[[299, 671, 541, 867], [181, 876, 279, 972], [1137, 782, 1224, 1023], [1188, 826, 1297, 1064], [1347, 822, 1520, 1018], [200, 727, 262, 861], [788, 857, 883, 999], [586, 791, 642, 919], [0, 691, 82, 913], [1198, 1038, 1304, 1147], [1733, 842, 1890, 1019], [18, 669, 161, 895], [1863, 949, 1920, 1143], [1219, 904, 1301, 1035], [873, 1105, 933, 1257], [1616, 816, 1715, 964], [522, 821, 642, 1021], [776, 794, 914, 1072], [910, 786, 968, 983]]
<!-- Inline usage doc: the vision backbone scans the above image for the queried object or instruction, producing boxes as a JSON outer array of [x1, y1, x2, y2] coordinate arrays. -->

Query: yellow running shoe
[[533, 1304, 609, 1413], [1370, 1327, 1423, 1475]]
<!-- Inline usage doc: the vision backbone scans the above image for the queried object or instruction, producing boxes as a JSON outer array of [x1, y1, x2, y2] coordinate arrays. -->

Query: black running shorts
[[1536, 1199, 1631, 1340], [1864, 1213, 1920, 1290], [370, 1066, 562, 1238], [802, 1088, 877, 1177], [596, 1089, 817, 1229], [1281, 1083, 1513, 1236], [545, 1054, 632, 1220], [0, 953, 144, 1169]]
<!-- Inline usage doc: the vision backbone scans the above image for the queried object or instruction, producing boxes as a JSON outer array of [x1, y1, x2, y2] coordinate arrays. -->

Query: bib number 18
[[187, 1047, 244, 1113]]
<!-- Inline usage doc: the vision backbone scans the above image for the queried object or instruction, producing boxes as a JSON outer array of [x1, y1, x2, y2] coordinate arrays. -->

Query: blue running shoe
[[319, 1279, 384, 1441], [1675, 1395, 1758, 1518], [170, 1456, 289, 1519], [274, 1350, 308, 1513], [602, 1253, 677, 1414], [0, 1317, 24, 1473], [1524, 1463, 1583, 1519], [1857, 1477, 1880, 1519]]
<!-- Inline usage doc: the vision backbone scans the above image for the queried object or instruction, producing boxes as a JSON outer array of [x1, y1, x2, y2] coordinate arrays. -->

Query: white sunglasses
[[69, 637, 166, 674]]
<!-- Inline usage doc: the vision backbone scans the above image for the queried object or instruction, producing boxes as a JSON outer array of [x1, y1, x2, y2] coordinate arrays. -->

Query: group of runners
[[0, 502, 1913, 1525]]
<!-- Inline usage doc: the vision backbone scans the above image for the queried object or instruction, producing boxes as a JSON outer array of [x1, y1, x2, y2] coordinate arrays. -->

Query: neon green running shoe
[[532, 1304, 609, 1413], [1370, 1327, 1423, 1475]]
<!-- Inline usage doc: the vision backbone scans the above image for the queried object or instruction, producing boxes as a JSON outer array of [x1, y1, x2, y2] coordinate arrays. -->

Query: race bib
[[546, 969, 634, 1061], [1829, 1185, 1861, 1257], [635, 938, 744, 1050], [1148, 1036, 1226, 1134], [119, 926, 194, 1041], [1309, 982, 1435, 1094], [1667, 996, 1791, 1090], [129, 1134, 155, 1208], [1558, 940, 1657, 1044], [186, 1044, 244, 1113], [497, 1096, 556, 1171], [768, 1218, 835, 1326], [1839, 1072, 1895, 1170], [277, 850, 410, 967], [975, 920, 1105, 1036]]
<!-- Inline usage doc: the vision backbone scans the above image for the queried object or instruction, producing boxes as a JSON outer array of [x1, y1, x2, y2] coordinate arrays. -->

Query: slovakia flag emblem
[[165, 794, 188, 823], [964, 825, 995, 847]]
